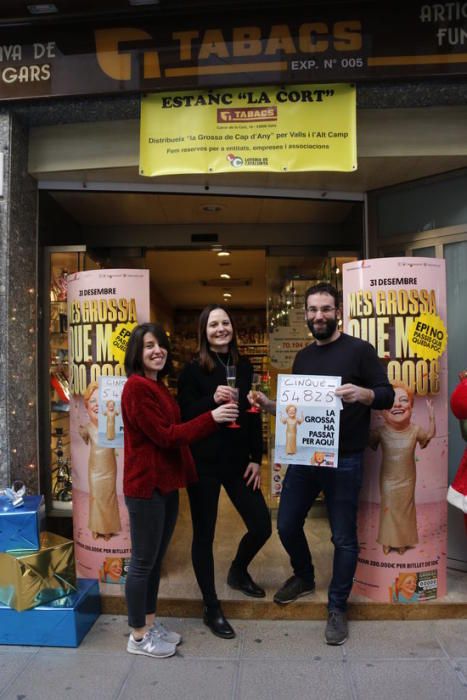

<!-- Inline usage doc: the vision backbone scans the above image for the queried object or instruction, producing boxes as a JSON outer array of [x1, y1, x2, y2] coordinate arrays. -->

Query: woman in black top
[[178, 305, 272, 639]]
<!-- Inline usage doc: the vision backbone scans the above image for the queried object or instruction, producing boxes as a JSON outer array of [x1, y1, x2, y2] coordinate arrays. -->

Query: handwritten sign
[[97, 376, 126, 448], [275, 374, 342, 467]]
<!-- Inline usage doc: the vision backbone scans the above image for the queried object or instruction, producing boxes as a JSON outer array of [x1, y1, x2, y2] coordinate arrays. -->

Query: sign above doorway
[[140, 84, 356, 175], [1, 3, 467, 101]]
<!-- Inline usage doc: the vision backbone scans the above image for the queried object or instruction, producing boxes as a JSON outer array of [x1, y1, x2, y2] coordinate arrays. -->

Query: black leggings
[[125, 490, 179, 629], [187, 471, 272, 607]]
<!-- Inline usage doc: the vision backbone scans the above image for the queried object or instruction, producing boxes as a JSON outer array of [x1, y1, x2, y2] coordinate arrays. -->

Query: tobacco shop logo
[[218, 107, 277, 123], [227, 153, 244, 168]]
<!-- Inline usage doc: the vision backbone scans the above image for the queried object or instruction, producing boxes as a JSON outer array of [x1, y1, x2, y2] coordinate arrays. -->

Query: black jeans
[[277, 454, 363, 612], [125, 489, 179, 629], [188, 471, 272, 607]]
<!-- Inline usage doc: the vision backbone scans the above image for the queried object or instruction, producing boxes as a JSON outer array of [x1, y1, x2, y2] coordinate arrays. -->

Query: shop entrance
[[36, 162, 467, 613], [40, 187, 362, 610]]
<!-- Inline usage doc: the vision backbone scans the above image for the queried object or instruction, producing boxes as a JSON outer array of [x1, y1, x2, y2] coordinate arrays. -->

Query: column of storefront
[[0, 111, 39, 492]]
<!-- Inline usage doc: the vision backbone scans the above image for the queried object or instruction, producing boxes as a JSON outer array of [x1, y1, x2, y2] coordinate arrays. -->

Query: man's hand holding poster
[[275, 374, 342, 467]]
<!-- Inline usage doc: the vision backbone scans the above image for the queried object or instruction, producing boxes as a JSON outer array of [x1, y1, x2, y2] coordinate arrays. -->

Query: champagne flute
[[247, 373, 261, 413], [226, 366, 241, 429]]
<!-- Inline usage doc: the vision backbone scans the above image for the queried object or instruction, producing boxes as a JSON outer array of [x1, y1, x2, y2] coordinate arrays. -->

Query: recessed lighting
[[27, 3, 58, 13], [220, 273, 231, 279], [128, 0, 160, 6], [217, 250, 230, 257], [223, 292, 232, 298], [202, 204, 223, 213]]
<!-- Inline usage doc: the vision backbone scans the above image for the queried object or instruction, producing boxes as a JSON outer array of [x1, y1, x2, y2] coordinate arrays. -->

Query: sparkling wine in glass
[[247, 373, 261, 413], [226, 366, 240, 429]]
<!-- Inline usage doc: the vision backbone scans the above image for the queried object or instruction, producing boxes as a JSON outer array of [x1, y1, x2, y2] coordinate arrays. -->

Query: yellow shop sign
[[140, 83, 356, 176]]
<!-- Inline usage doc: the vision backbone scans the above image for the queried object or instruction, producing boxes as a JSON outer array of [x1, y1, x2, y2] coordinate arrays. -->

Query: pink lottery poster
[[67, 269, 150, 592], [343, 258, 448, 603]]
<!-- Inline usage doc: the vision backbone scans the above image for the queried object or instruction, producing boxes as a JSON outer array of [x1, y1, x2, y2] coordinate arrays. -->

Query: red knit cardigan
[[121, 374, 217, 497]]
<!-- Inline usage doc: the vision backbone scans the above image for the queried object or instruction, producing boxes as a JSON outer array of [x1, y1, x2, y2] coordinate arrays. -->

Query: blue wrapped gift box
[[0, 579, 100, 647], [0, 495, 45, 552]]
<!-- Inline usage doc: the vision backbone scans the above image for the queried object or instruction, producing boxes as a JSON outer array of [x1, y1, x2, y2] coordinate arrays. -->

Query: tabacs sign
[[0, 2, 467, 100]]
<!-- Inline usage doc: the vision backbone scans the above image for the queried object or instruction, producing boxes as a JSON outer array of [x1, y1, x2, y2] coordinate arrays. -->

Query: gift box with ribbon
[[0, 494, 45, 553], [0, 531, 76, 611], [0, 578, 100, 647]]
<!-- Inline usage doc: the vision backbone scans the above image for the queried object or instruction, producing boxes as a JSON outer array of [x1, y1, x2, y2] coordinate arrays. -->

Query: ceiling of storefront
[[50, 191, 355, 226], [0, 0, 239, 23], [145, 249, 269, 310], [45, 157, 467, 309], [83, 248, 355, 311], [45, 187, 362, 310], [44, 156, 467, 198], [0, 0, 373, 25]]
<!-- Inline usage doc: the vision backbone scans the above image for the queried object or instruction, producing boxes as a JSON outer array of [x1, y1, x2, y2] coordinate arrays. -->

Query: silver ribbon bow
[[0, 480, 27, 507]]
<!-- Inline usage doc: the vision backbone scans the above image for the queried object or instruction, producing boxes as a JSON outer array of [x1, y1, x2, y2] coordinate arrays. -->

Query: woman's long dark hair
[[197, 304, 239, 373], [124, 322, 172, 378]]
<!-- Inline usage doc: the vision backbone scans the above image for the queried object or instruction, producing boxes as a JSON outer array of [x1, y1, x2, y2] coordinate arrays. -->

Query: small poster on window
[[274, 374, 342, 467]]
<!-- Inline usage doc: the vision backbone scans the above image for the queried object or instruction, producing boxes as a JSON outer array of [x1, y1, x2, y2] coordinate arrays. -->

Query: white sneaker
[[127, 632, 176, 658], [149, 620, 182, 646]]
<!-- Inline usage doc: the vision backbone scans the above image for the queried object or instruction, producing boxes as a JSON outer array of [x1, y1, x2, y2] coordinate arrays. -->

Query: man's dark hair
[[304, 282, 340, 309], [124, 322, 172, 378]]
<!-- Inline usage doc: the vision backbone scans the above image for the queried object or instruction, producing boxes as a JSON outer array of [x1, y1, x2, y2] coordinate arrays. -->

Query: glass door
[[265, 250, 358, 507], [382, 228, 467, 569]]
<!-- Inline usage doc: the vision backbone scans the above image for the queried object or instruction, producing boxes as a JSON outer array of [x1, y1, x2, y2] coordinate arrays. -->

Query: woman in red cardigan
[[121, 322, 238, 659]]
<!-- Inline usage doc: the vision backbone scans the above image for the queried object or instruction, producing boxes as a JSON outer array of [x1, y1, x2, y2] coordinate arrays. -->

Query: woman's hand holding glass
[[213, 384, 240, 426], [214, 385, 236, 405], [211, 402, 239, 424]]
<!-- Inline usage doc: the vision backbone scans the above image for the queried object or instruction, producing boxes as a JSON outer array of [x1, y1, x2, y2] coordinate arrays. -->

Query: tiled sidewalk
[[1, 617, 467, 699]]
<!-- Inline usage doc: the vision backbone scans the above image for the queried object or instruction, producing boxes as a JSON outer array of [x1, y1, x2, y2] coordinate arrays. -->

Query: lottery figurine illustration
[[280, 404, 304, 455], [392, 572, 420, 604], [100, 556, 127, 584], [102, 399, 120, 441], [79, 381, 121, 541], [369, 380, 436, 556]]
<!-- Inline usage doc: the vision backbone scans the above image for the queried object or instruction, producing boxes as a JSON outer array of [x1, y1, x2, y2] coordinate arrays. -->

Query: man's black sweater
[[292, 333, 394, 454]]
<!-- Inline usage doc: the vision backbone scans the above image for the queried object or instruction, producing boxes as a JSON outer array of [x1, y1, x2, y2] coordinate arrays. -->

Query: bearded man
[[252, 282, 394, 645]]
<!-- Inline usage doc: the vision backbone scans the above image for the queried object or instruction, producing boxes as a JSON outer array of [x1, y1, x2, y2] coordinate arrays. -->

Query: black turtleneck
[[177, 352, 263, 473]]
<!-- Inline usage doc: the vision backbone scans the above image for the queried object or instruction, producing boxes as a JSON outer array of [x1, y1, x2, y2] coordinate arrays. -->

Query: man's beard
[[307, 317, 338, 341]]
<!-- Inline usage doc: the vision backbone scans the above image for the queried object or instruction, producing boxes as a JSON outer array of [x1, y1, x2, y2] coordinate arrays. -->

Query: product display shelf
[[238, 341, 269, 375], [43, 248, 85, 519], [238, 341, 270, 452]]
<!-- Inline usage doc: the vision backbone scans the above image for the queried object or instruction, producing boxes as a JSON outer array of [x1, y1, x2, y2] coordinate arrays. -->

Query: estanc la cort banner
[[343, 258, 448, 604], [140, 83, 356, 175]]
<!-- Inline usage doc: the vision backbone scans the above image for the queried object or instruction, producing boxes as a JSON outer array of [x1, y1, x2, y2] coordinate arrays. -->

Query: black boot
[[227, 564, 266, 598], [203, 605, 235, 639]]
